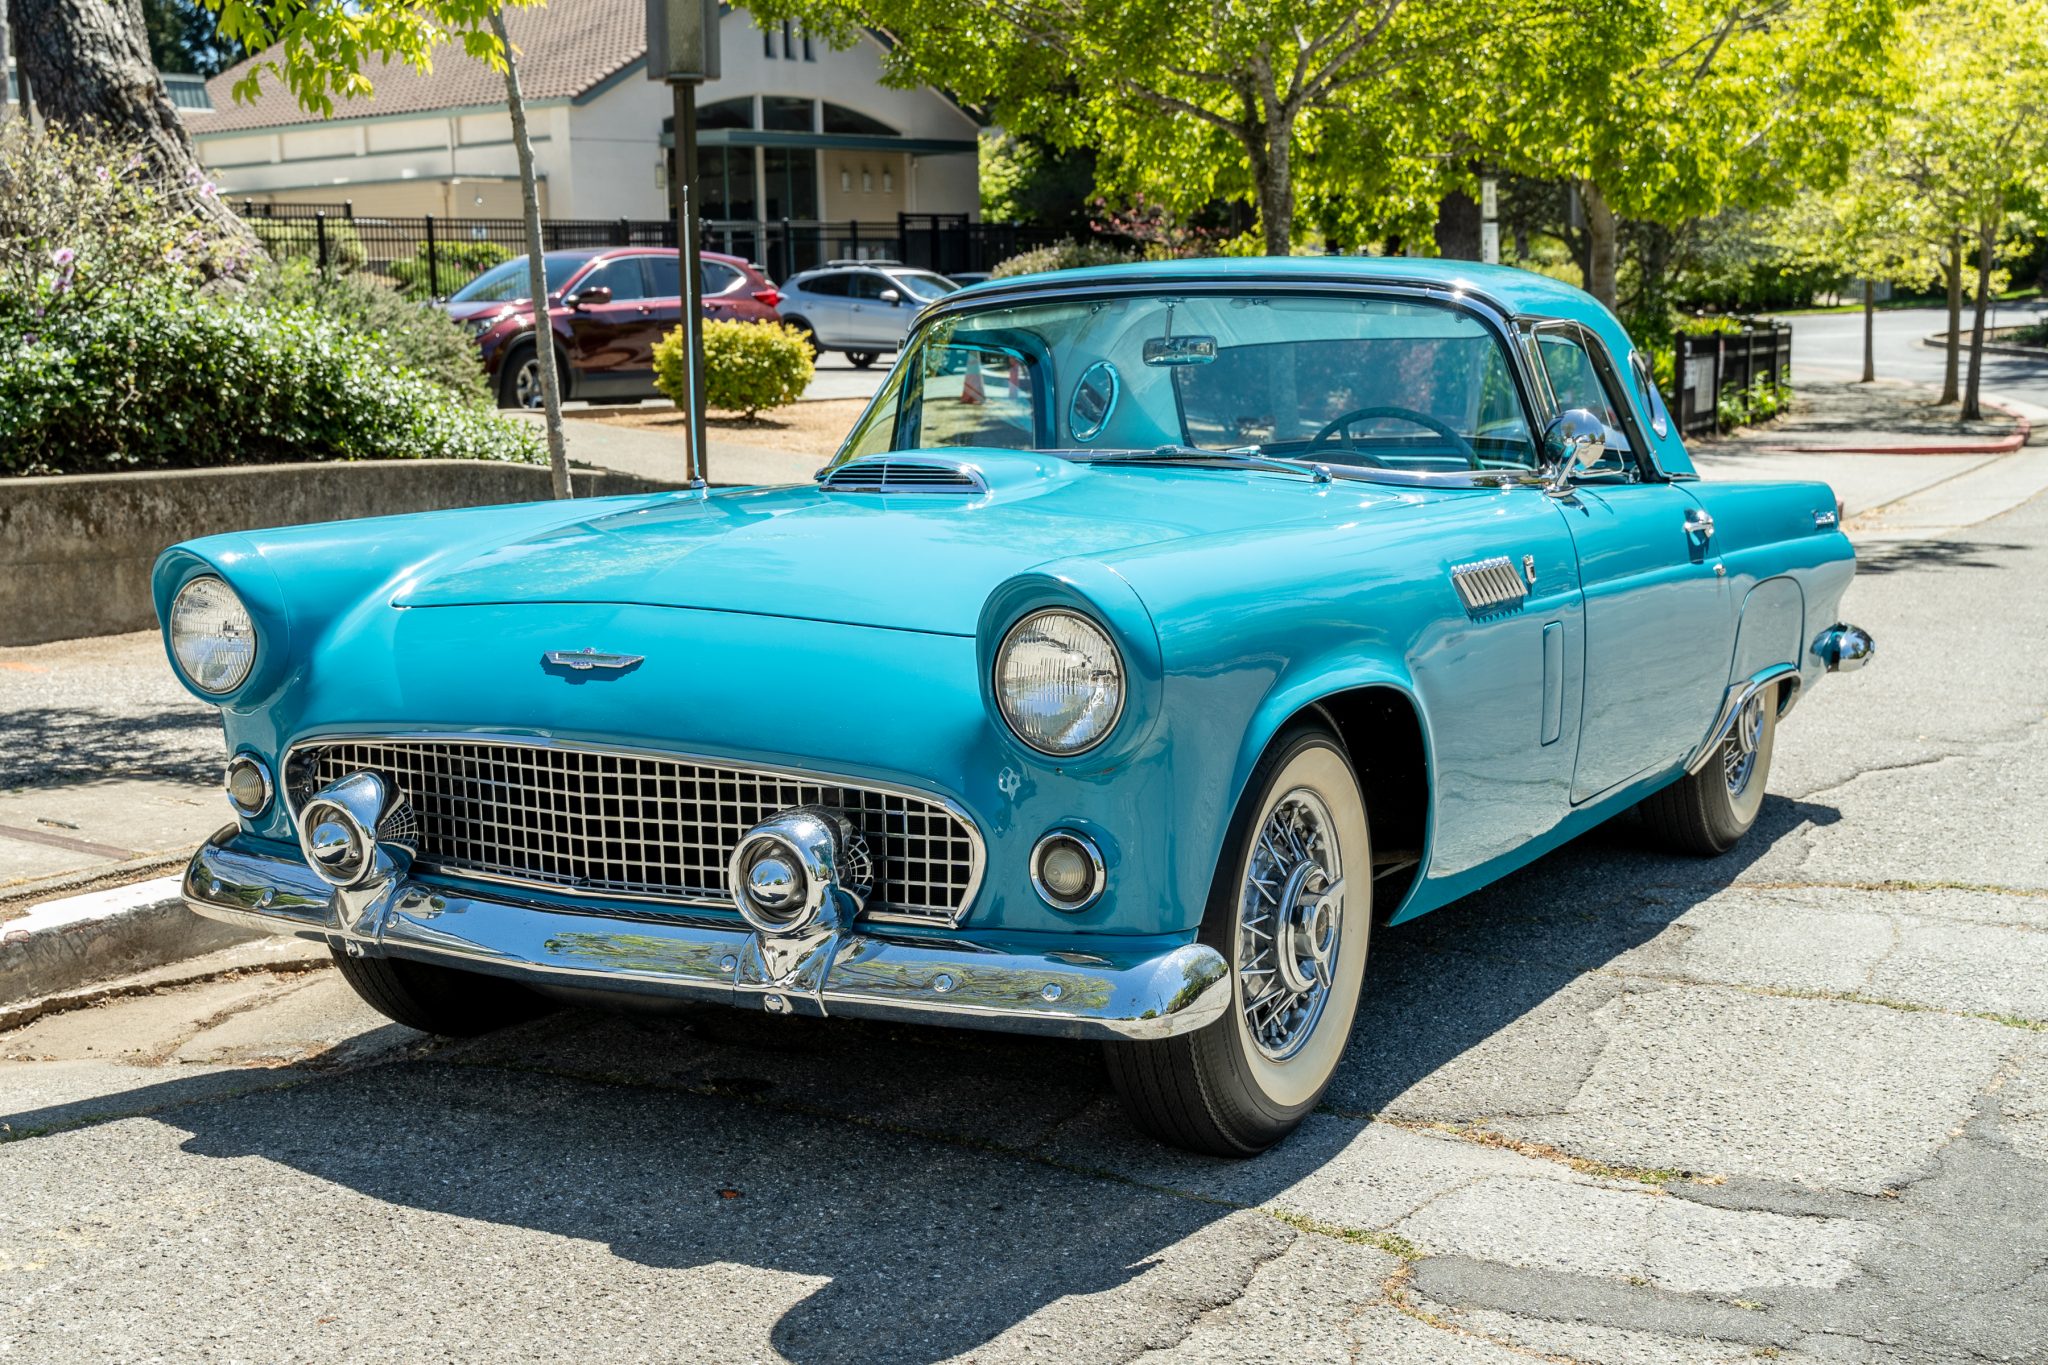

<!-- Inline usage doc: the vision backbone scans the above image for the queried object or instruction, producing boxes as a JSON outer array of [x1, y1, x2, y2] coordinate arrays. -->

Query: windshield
[[450, 255, 587, 304], [890, 270, 962, 303], [834, 291, 1539, 475]]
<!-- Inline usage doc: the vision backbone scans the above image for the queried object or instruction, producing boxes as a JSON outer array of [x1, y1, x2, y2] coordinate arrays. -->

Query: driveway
[[5, 472, 2047, 1360], [1779, 300, 2048, 406]]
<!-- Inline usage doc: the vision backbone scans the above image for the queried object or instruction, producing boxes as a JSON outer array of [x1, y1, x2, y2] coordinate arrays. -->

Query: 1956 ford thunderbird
[[162, 257, 1872, 1155]]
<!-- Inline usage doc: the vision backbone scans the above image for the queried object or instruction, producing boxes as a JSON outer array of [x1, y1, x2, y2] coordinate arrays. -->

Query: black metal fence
[[237, 201, 1076, 296], [1669, 324, 1794, 438]]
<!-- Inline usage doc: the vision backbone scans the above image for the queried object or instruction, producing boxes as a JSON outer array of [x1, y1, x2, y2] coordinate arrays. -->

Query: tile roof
[[188, 0, 646, 133]]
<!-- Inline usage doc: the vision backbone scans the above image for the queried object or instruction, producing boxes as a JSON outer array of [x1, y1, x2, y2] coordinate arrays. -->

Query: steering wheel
[[1309, 405, 1480, 470]]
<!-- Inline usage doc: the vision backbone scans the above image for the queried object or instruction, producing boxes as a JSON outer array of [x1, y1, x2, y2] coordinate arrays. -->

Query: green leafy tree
[[747, 0, 1513, 255], [1488, 0, 1905, 309], [1886, 0, 2048, 419], [1769, 167, 1941, 382], [195, 0, 572, 492], [140, 0, 246, 76]]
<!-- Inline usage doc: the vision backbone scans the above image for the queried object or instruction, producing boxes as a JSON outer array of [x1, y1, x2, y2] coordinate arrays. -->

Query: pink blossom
[[52, 247, 75, 267], [199, 181, 217, 199], [96, 167, 111, 183], [165, 247, 185, 264], [186, 167, 203, 185]]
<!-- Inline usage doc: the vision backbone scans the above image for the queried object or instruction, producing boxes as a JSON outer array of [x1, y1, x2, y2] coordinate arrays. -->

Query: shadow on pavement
[[6, 793, 1839, 1364], [1850, 537, 2026, 576], [0, 704, 220, 787]]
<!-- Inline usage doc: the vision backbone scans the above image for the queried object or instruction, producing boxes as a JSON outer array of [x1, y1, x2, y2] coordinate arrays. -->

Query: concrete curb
[[1752, 399, 2032, 457], [1921, 330, 2047, 361], [0, 873, 255, 1007]]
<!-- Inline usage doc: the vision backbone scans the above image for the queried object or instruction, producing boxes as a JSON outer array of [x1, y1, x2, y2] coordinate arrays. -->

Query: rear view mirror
[[1142, 335, 1218, 366]]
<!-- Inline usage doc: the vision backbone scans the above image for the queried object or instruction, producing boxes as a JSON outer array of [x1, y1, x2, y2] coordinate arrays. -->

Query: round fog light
[[224, 754, 273, 818], [1031, 830, 1105, 912]]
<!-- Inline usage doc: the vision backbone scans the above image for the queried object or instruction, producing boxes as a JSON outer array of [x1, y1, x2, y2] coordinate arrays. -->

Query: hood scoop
[[818, 456, 989, 496]]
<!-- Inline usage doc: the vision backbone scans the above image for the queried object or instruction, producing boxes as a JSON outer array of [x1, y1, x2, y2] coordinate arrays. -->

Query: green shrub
[[243, 259, 486, 399], [1716, 377, 1791, 430], [386, 239, 513, 300], [989, 239, 1136, 279], [655, 319, 814, 419], [1674, 314, 1749, 338], [248, 214, 369, 271], [0, 288, 540, 474], [2011, 319, 2048, 347]]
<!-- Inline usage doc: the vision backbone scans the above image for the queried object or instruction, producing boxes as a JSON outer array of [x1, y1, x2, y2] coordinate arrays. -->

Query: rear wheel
[[331, 948, 552, 1036], [846, 350, 880, 369], [783, 317, 821, 358], [1105, 726, 1372, 1156], [1638, 686, 1779, 855]]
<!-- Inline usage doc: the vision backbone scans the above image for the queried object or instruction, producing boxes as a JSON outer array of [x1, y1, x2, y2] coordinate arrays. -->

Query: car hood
[[394, 451, 1423, 635], [444, 300, 529, 323]]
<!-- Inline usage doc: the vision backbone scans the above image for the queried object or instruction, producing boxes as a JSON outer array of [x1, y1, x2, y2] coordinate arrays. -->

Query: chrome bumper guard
[[183, 828, 1230, 1042]]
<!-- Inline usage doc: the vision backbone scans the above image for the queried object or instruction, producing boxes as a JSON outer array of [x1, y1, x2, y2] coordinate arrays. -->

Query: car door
[[1533, 322, 1735, 802], [845, 270, 900, 346], [562, 256, 656, 380], [644, 252, 686, 349], [797, 271, 853, 344]]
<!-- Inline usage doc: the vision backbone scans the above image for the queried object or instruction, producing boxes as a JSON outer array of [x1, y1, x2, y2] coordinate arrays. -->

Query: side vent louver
[[819, 458, 988, 496], [1450, 555, 1528, 615]]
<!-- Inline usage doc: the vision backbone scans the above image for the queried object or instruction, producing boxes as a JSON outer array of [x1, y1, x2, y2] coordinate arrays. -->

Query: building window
[[763, 147, 819, 221], [696, 98, 754, 130], [781, 21, 795, 59], [698, 145, 759, 221], [821, 103, 898, 136], [803, 33, 815, 60], [762, 96, 813, 132], [763, 23, 774, 57]]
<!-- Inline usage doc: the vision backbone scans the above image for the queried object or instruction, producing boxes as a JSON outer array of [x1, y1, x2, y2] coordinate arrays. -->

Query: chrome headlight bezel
[[993, 608, 1128, 757], [168, 574, 258, 696]]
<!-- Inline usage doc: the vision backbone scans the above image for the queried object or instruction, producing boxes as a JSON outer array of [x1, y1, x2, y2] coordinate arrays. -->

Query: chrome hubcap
[[1238, 788, 1345, 1061], [1724, 694, 1765, 796], [515, 358, 543, 408]]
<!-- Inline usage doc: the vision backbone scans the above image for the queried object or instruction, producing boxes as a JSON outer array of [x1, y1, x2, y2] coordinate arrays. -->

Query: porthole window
[[1069, 360, 1120, 443]]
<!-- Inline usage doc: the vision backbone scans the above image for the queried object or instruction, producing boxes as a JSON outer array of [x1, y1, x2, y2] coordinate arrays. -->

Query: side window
[[1630, 350, 1671, 439], [700, 260, 744, 296], [645, 253, 681, 299], [1535, 331, 1632, 469], [578, 257, 649, 302], [803, 272, 849, 298], [847, 272, 891, 300]]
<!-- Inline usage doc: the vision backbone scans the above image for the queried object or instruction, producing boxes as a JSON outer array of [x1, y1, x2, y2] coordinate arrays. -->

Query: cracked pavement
[[5, 490, 2048, 1363]]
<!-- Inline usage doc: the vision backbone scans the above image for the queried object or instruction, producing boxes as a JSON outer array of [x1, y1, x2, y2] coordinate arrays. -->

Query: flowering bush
[[0, 289, 540, 474], [989, 239, 1137, 279], [0, 122, 249, 330], [242, 259, 488, 399]]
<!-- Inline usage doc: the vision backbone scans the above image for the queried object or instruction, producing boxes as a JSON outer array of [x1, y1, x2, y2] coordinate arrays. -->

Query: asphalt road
[[1780, 300, 2048, 407], [6, 478, 2048, 1360]]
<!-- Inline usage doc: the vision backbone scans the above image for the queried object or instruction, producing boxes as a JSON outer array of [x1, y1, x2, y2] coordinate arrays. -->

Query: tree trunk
[[1581, 180, 1618, 310], [1861, 278, 1875, 383], [9, 0, 254, 253], [1961, 218, 1993, 423], [491, 6, 570, 499], [1256, 123, 1293, 256], [1941, 232, 1962, 405]]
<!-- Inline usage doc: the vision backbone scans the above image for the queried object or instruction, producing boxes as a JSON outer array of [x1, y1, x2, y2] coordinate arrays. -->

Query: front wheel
[[846, 350, 880, 369], [331, 948, 552, 1036], [1105, 726, 1372, 1156], [1637, 685, 1779, 855], [496, 339, 568, 410]]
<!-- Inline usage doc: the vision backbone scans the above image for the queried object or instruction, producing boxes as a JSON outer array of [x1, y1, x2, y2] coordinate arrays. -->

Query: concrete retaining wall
[[0, 461, 684, 646]]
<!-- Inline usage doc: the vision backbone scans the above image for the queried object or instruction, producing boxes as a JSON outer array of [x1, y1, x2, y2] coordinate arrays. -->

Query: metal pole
[[425, 214, 440, 298], [671, 78, 707, 490]]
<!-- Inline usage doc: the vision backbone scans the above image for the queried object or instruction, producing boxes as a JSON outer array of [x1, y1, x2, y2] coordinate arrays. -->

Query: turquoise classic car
[[161, 257, 1872, 1155]]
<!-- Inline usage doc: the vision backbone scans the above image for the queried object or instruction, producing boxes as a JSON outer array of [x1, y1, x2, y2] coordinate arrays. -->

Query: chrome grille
[[819, 458, 987, 495], [289, 738, 980, 926], [1449, 555, 1528, 615]]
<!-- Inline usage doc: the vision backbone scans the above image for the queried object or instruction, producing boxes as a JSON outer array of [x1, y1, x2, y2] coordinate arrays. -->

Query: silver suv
[[776, 261, 962, 368]]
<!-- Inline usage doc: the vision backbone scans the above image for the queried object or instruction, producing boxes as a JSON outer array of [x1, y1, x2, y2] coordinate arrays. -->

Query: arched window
[[821, 104, 898, 136]]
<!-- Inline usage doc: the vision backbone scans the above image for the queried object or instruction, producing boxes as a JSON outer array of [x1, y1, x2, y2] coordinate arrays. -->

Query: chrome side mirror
[[1543, 408, 1607, 493], [879, 288, 903, 305]]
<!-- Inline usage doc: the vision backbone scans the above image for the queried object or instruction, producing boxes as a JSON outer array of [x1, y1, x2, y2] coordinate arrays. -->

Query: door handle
[[1684, 508, 1715, 541]]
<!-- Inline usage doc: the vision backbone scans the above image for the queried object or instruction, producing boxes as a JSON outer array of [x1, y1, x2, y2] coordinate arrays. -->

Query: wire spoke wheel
[[1237, 788, 1345, 1061], [1723, 693, 1766, 798]]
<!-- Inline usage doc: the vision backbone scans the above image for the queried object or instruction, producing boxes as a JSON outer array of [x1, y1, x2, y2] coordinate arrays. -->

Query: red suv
[[442, 248, 783, 408]]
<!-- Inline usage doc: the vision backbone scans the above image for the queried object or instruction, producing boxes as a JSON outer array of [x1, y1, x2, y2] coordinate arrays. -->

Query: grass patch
[[1268, 1209, 1421, 1261]]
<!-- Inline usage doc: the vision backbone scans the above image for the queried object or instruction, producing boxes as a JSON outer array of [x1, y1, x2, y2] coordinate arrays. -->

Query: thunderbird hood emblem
[[543, 648, 645, 673]]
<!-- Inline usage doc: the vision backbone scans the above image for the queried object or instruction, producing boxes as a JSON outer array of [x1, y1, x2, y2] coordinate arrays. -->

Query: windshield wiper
[[1089, 445, 1338, 483]]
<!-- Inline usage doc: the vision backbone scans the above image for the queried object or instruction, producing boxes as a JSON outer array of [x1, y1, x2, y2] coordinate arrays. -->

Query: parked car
[[775, 259, 962, 367], [162, 256, 1871, 1156], [443, 248, 782, 408]]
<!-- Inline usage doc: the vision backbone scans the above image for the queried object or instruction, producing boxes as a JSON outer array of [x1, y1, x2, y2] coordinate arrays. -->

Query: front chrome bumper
[[183, 828, 1229, 1042]]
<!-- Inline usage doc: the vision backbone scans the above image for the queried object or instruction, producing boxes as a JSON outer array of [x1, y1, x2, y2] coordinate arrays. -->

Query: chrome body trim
[[183, 829, 1231, 1042], [819, 456, 989, 495], [1684, 507, 1716, 542], [1684, 664, 1803, 776], [1449, 556, 1528, 614], [1813, 623, 1875, 673], [281, 732, 986, 930], [542, 649, 645, 672], [1029, 829, 1107, 912]]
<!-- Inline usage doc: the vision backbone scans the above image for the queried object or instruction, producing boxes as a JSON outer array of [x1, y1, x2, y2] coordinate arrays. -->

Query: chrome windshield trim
[[280, 730, 987, 929], [859, 278, 1556, 492]]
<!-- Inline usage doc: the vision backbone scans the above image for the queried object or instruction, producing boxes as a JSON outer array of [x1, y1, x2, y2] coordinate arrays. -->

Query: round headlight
[[169, 575, 257, 695], [995, 609, 1125, 756]]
